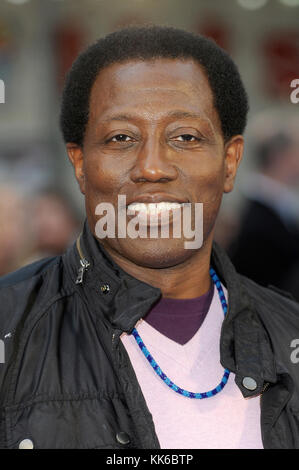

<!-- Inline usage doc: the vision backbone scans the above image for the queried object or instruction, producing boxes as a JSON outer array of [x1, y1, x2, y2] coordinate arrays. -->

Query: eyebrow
[[101, 110, 209, 123]]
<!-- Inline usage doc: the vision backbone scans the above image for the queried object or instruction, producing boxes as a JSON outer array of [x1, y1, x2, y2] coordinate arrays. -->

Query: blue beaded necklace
[[131, 267, 230, 399]]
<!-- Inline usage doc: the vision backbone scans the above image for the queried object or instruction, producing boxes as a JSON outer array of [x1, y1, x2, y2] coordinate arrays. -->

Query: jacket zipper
[[251, 382, 270, 400], [75, 258, 90, 284], [112, 330, 122, 350], [75, 235, 91, 284], [245, 382, 270, 400], [259, 381, 270, 397]]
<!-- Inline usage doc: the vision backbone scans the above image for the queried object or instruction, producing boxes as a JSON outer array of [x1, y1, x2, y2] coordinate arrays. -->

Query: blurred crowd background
[[0, 0, 298, 299]]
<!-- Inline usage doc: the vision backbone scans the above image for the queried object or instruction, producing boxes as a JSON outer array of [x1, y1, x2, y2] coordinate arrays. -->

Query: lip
[[126, 193, 189, 207]]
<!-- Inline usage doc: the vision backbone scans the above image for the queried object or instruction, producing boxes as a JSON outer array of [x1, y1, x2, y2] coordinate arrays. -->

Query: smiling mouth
[[127, 201, 186, 216], [125, 201, 189, 229]]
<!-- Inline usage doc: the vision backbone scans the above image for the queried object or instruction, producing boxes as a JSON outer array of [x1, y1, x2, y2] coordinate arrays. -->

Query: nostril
[[131, 165, 178, 184]]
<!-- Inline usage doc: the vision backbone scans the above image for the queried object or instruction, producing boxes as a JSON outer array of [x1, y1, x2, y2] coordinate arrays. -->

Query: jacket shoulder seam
[[0, 257, 60, 291]]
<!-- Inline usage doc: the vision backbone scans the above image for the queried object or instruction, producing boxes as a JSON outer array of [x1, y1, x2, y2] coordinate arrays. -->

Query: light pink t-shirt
[[121, 285, 264, 449]]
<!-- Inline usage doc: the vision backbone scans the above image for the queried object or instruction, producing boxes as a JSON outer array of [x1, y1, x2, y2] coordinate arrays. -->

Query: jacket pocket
[[3, 395, 136, 449]]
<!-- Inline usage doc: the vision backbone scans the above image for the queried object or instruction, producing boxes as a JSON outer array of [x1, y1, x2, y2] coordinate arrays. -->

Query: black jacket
[[0, 220, 299, 449]]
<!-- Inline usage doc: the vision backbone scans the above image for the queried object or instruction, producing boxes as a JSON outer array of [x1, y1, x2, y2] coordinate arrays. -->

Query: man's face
[[67, 58, 243, 268]]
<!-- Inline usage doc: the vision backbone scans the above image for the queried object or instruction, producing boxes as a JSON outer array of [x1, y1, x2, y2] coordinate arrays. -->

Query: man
[[229, 120, 299, 300], [0, 26, 298, 449]]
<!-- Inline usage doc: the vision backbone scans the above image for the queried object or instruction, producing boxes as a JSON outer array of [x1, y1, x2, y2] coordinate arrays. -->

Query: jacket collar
[[64, 219, 162, 332], [64, 219, 277, 398]]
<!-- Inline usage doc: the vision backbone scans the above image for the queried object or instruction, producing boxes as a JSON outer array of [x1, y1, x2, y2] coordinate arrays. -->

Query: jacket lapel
[[212, 242, 277, 397]]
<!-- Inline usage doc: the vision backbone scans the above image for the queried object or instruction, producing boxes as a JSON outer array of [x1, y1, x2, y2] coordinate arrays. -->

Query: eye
[[110, 134, 133, 142], [175, 134, 199, 142]]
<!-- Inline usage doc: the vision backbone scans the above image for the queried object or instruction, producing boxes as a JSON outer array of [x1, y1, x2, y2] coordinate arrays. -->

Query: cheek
[[187, 157, 225, 239], [84, 152, 124, 197], [188, 157, 225, 204]]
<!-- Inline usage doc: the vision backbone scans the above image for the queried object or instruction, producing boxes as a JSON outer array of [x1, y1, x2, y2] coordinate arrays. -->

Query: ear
[[223, 135, 244, 193], [66, 143, 85, 195]]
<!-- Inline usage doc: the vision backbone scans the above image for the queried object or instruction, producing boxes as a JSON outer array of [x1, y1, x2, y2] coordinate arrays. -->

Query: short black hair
[[60, 25, 249, 146]]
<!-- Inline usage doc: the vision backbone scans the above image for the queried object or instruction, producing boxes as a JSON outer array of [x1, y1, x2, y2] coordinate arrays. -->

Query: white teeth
[[127, 202, 183, 215], [127, 203, 146, 212], [148, 203, 156, 214]]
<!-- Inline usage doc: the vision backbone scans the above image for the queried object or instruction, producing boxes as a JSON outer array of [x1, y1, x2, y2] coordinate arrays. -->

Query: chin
[[114, 238, 197, 269]]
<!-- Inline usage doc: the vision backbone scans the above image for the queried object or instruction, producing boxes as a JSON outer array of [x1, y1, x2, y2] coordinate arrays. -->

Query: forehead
[[88, 58, 220, 131]]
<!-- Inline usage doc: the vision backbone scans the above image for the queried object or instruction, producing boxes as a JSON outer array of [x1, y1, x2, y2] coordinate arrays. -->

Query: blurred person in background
[[0, 184, 33, 276], [229, 113, 299, 300], [25, 188, 81, 263]]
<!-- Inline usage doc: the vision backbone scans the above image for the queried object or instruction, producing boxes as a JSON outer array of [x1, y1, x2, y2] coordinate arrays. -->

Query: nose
[[130, 135, 178, 183]]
